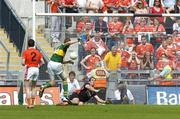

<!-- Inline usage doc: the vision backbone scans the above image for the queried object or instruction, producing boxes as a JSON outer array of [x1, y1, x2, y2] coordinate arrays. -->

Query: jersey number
[[31, 52, 37, 62]]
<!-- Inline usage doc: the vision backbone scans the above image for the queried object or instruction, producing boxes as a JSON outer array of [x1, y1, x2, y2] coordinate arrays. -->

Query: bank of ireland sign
[[147, 86, 180, 105]]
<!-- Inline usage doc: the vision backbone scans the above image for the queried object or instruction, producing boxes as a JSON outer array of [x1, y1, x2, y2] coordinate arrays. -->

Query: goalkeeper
[[59, 77, 109, 105]]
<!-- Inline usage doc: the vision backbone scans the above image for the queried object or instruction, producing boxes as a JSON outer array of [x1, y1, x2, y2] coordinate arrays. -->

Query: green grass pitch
[[0, 105, 180, 119]]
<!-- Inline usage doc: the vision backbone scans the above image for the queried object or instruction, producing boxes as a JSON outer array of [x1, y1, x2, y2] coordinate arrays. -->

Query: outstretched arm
[[65, 40, 79, 46], [62, 60, 74, 64], [85, 84, 99, 93], [94, 95, 106, 104]]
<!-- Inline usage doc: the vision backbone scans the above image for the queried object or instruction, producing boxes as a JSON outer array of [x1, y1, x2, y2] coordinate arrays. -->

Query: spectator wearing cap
[[112, 82, 135, 104]]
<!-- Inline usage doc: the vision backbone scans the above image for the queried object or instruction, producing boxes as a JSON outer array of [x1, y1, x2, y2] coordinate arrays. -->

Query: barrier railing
[[0, 40, 10, 77], [0, 0, 26, 53]]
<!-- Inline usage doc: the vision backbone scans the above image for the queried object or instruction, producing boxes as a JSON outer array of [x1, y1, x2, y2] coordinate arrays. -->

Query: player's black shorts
[[69, 92, 79, 100]]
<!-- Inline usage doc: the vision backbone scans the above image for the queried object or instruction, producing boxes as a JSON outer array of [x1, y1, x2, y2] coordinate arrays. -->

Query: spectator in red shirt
[[135, 18, 149, 33], [108, 17, 124, 35], [156, 54, 175, 71], [118, 42, 130, 78], [104, 0, 121, 13], [136, 35, 154, 60], [122, 20, 134, 34], [77, 21, 94, 72], [48, 0, 62, 43], [133, 1, 149, 25], [62, 0, 78, 29], [148, 18, 166, 32], [176, 51, 180, 70], [128, 50, 140, 79], [156, 40, 168, 61], [76, 17, 93, 34], [150, 0, 165, 23], [80, 48, 102, 73], [91, 33, 108, 57], [166, 36, 176, 61], [150, 54, 176, 85], [118, 0, 131, 13], [107, 17, 124, 50]]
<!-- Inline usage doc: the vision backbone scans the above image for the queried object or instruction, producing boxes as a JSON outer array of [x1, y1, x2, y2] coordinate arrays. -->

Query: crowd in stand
[[46, 0, 180, 85]]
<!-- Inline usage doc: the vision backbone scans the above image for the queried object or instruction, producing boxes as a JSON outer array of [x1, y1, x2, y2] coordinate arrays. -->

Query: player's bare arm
[[94, 95, 106, 104], [62, 60, 74, 64], [65, 40, 79, 46], [85, 84, 99, 93]]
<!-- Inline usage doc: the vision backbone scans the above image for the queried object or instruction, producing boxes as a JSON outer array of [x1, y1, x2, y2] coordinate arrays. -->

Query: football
[[70, 52, 77, 60]]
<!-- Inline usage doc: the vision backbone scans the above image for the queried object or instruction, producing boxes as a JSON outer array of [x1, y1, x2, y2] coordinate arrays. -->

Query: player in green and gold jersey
[[39, 38, 78, 98]]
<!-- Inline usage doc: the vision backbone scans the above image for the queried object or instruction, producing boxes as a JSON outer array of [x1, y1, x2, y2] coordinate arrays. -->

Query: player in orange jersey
[[22, 39, 44, 108]]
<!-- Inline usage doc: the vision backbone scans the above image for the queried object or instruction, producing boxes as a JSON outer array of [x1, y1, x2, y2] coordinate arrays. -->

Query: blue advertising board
[[147, 85, 180, 105]]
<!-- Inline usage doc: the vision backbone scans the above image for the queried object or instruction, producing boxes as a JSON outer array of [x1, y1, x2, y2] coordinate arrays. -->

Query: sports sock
[[26, 98, 31, 107], [31, 98, 35, 106], [63, 81, 68, 98], [42, 82, 52, 89]]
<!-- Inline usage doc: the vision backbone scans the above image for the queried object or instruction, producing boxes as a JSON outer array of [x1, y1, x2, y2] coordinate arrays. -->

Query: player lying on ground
[[57, 77, 110, 105]]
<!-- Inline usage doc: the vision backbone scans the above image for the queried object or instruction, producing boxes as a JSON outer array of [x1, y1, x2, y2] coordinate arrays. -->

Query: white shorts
[[25, 67, 39, 81], [48, 61, 64, 80]]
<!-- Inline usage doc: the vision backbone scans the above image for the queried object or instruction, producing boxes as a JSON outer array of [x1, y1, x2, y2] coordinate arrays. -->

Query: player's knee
[[78, 102, 83, 105], [71, 98, 79, 104], [51, 80, 56, 86], [58, 72, 67, 81]]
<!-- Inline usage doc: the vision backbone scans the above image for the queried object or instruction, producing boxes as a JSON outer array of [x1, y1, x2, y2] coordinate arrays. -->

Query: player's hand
[[95, 89, 100, 93], [96, 89, 104, 94]]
